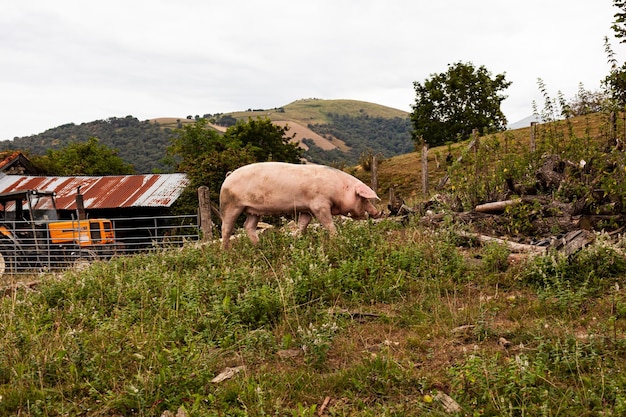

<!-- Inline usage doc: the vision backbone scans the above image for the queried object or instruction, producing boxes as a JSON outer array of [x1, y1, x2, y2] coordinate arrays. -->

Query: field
[[2, 111, 626, 416], [1, 218, 626, 416]]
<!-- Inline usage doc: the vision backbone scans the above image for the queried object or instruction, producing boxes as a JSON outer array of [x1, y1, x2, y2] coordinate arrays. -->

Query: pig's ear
[[355, 183, 380, 200]]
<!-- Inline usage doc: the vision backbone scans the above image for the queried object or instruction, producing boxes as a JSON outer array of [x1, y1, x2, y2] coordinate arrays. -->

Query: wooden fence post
[[198, 186, 212, 241], [530, 122, 537, 153], [610, 111, 617, 148], [421, 143, 429, 198], [472, 128, 480, 177], [75, 186, 86, 220], [370, 154, 378, 194]]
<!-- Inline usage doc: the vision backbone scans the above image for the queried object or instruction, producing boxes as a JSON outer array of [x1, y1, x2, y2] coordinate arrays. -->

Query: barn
[[0, 172, 190, 219], [0, 172, 194, 252]]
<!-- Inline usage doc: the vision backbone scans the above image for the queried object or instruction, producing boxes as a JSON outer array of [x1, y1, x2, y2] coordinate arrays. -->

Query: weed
[[479, 241, 511, 274], [297, 319, 339, 368]]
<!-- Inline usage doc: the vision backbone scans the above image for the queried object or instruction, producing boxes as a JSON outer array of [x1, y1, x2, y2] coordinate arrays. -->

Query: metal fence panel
[[0, 214, 199, 275]]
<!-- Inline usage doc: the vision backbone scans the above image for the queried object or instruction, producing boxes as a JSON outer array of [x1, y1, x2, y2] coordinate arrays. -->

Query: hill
[[0, 99, 412, 173], [0, 116, 178, 174], [216, 99, 413, 166], [357, 111, 613, 202]]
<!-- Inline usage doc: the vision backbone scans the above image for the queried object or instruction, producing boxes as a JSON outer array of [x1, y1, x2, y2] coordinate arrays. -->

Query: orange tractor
[[0, 189, 116, 275]]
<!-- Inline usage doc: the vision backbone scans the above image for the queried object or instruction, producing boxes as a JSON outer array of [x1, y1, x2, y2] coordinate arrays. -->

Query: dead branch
[[458, 231, 547, 254], [475, 199, 521, 213]]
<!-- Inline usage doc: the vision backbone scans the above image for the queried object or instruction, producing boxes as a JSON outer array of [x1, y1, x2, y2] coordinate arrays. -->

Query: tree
[[612, 0, 626, 42], [166, 118, 235, 168], [223, 117, 303, 163], [410, 62, 511, 147], [32, 137, 135, 175], [566, 83, 607, 116], [165, 118, 254, 212]]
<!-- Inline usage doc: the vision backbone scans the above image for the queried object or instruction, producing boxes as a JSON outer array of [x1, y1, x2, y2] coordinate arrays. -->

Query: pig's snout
[[370, 208, 383, 219], [364, 201, 382, 219]]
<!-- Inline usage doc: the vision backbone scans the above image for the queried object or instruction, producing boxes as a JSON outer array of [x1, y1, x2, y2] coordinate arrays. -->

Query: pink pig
[[219, 162, 380, 248]]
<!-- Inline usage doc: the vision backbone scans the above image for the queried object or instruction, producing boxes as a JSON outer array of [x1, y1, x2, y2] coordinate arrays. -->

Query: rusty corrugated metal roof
[[0, 152, 21, 170], [0, 173, 189, 210]]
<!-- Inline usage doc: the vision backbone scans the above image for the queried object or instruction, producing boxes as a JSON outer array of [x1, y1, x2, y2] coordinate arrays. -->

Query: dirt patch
[[273, 120, 347, 151]]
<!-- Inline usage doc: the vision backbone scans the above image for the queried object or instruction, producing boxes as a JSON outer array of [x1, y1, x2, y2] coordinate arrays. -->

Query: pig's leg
[[311, 208, 337, 235], [221, 207, 243, 249], [297, 212, 313, 234], [243, 214, 261, 244]]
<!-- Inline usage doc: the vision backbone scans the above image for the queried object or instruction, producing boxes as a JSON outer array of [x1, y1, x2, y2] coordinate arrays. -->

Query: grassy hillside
[[357, 111, 615, 203], [226, 98, 409, 125], [2, 110, 626, 415], [1, 217, 626, 416]]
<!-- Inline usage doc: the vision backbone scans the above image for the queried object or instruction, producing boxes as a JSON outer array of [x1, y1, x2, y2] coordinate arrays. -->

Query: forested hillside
[[0, 100, 414, 172], [304, 113, 413, 165], [0, 116, 177, 174]]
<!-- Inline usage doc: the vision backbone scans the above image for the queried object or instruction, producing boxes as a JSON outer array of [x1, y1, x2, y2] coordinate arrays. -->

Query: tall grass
[[1, 216, 626, 415]]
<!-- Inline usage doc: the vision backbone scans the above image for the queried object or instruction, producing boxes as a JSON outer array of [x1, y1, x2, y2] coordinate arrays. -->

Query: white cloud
[[0, 0, 619, 139]]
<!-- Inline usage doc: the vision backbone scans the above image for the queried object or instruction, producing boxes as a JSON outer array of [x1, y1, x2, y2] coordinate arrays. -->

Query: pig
[[219, 162, 380, 248]]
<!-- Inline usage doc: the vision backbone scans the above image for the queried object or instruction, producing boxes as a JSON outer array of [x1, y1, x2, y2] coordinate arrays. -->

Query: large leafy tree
[[411, 62, 511, 147], [223, 117, 303, 163], [32, 137, 135, 175]]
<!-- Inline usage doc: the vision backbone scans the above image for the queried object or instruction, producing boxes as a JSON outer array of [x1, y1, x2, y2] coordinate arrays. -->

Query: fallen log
[[474, 196, 554, 214], [458, 231, 547, 254], [475, 199, 521, 214], [460, 229, 595, 256]]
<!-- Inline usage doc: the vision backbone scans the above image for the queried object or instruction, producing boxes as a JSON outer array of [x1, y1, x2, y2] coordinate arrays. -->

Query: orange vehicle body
[[48, 219, 115, 246]]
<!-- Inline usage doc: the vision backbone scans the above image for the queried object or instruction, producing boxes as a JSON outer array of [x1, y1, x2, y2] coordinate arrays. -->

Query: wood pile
[[388, 154, 625, 256]]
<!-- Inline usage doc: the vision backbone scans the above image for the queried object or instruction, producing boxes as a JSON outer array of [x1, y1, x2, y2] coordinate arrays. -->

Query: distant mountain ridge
[[0, 99, 413, 173]]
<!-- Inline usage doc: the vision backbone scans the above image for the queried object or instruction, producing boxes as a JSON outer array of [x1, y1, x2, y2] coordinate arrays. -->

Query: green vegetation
[[31, 137, 135, 175], [223, 117, 303, 163], [305, 113, 413, 166], [0, 116, 177, 174], [411, 62, 511, 147], [2, 216, 626, 416]]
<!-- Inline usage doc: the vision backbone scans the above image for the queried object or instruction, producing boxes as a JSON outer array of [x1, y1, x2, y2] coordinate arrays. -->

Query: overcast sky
[[1, 1, 619, 140]]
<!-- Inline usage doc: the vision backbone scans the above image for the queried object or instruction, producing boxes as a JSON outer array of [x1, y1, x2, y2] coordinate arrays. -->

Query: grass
[[1, 216, 626, 416]]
